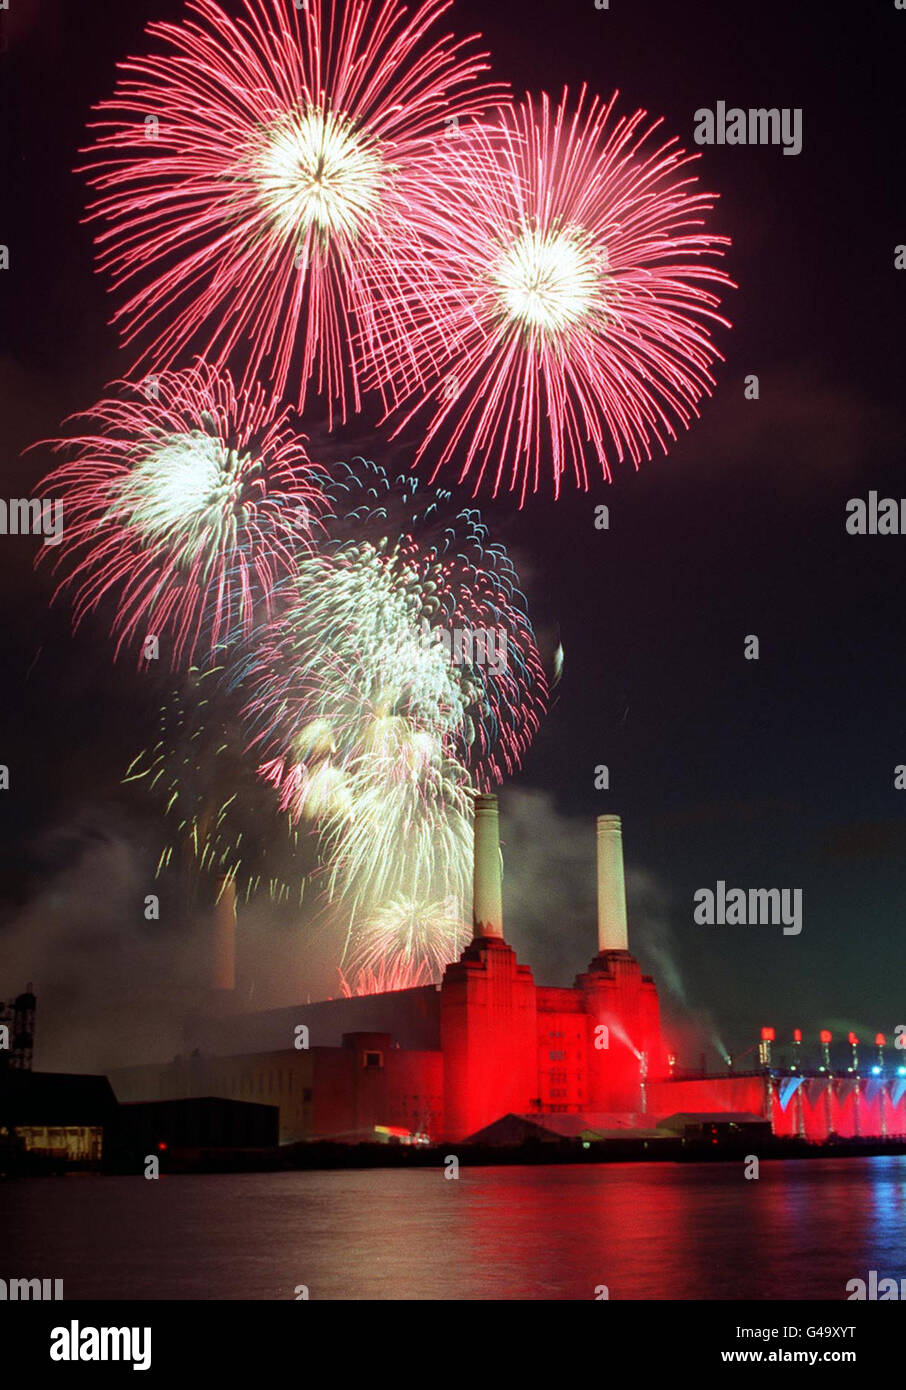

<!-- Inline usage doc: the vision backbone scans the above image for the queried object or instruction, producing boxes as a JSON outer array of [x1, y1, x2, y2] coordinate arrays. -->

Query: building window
[[363, 1050, 383, 1069]]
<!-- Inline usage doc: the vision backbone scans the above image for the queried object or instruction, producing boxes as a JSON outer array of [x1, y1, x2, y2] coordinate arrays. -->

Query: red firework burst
[[80, 0, 507, 423], [379, 87, 734, 503], [36, 364, 325, 666], [338, 958, 434, 996]]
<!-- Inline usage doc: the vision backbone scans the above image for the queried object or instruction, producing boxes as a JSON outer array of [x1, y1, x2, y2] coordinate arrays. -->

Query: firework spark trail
[[375, 87, 733, 502], [240, 544, 474, 912], [318, 745, 473, 909], [35, 364, 325, 666], [340, 895, 468, 991], [338, 955, 434, 997], [80, 0, 509, 421], [256, 735, 473, 928], [125, 666, 307, 905], [231, 457, 545, 927], [245, 545, 470, 761], [314, 459, 548, 785], [255, 741, 473, 918]]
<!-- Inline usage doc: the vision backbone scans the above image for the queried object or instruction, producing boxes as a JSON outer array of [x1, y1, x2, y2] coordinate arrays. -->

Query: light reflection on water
[[4, 1156, 906, 1300]]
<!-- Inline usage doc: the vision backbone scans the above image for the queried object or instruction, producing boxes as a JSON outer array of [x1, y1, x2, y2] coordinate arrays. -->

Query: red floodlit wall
[[311, 1034, 443, 1141], [378, 1048, 443, 1138], [439, 943, 670, 1137], [887, 1087, 906, 1137], [652, 1075, 906, 1142], [438, 943, 671, 1137], [774, 1077, 906, 1142], [576, 954, 664, 1113], [311, 1037, 386, 1141], [441, 939, 538, 1140], [769, 1078, 826, 1139], [537, 990, 588, 1112], [647, 1075, 768, 1121], [858, 1084, 884, 1138], [831, 1082, 859, 1138], [770, 1087, 798, 1138]]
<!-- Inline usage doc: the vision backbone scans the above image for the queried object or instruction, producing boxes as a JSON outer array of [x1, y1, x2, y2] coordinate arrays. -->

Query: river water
[[4, 1156, 906, 1300]]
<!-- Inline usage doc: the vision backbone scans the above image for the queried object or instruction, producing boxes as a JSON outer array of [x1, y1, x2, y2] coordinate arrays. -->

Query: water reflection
[[3, 1157, 906, 1300]]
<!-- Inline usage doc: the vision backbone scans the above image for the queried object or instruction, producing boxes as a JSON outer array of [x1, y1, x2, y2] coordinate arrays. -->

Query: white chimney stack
[[596, 814, 628, 953], [473, 794, 504, 939]]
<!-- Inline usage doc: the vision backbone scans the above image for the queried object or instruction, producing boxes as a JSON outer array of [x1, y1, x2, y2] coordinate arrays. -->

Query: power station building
[[112, 797, 906, 1147], [112, 800, 666, 1143]]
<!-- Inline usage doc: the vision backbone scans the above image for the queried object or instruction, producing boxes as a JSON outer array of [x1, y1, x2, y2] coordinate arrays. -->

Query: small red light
[[761, 1026, 775, 1042], [876, 1033, 886, 1046], [158, 1141, 167, 1151], [848, 1032, 859, 1046], [793, 1029, 802, 1043], [820, 1030, 832, 1044]]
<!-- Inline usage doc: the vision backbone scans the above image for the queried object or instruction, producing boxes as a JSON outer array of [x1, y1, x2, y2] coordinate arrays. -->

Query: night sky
[[2, 0, 906, 1072]]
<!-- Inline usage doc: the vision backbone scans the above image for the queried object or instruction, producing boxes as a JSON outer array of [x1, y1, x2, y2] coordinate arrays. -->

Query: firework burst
[[316, 459, 548, 785], [338, 955, 434, 997], [247, 543, 470, 766], [125, 666, 309, 905], [37, 364, 323, 665], [81, 0, 508, 421], [258, 731, 472, 921], [241, 541, 475, 911], [339, 895, 468, 994], [233, 456, 545, 927], [319, 745, 473, 910], [379, 87, 733, 502]]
